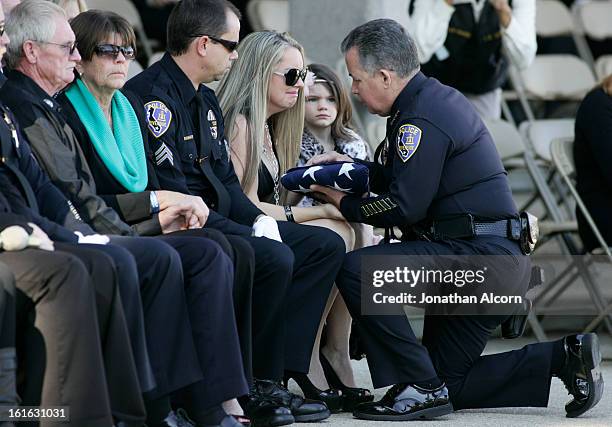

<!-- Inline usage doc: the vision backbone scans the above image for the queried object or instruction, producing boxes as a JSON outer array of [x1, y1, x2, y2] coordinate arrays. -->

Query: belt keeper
[[284, 205, 295, 222]]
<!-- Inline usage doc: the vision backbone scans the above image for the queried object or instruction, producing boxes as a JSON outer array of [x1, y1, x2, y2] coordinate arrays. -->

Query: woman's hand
[[322, 202, 346, 221]]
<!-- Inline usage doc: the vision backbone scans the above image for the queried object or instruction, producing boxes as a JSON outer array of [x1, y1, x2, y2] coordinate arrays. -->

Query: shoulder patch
[[396, 124, 422, 163], [144, 100, 172, 138]]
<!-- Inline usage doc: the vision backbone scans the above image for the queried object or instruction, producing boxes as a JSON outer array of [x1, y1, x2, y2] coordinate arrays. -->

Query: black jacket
[[126, 53, 259, 236]]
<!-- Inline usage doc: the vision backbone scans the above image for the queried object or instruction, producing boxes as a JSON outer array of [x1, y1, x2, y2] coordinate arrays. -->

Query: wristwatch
[[150, 191, 160, 214]]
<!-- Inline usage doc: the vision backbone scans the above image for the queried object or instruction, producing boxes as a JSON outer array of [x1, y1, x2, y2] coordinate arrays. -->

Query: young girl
[[300, 64, 380, 251], [299, 63, 371, 200]]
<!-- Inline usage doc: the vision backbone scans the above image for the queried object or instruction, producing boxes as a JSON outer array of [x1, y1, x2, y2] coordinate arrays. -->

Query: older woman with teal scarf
[[57, 9, 253, 427]]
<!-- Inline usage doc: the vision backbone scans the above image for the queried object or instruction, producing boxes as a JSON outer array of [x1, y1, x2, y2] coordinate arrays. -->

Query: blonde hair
[[217, 31, 305, 203]]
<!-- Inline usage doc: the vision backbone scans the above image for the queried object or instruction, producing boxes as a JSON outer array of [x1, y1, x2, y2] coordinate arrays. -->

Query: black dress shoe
[[320, 352, 374, 411], [239, 387, 294, 427], [254, 379, 331, 422], [283, 370, 343, 413], [557, 333, 604, 418], [353, 383, 453, 421]]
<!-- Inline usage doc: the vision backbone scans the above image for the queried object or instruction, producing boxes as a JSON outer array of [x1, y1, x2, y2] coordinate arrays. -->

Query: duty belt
[[424, 214, 521, 241]]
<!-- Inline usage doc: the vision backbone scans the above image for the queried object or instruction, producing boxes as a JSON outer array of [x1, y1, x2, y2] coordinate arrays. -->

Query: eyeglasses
[[94, 44, 136, 60], [33, 40, 78, 55], [0, 23, 5, 38], [189, 33, 238, 52], [273, 68, 308, 86]]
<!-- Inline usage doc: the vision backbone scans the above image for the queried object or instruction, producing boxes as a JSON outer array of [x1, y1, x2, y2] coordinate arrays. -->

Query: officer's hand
[[602, 74, 612, 96], [310, 185, 346, 210], [28, 223, 54, 251], [252, 215, 283, 242], [307, 152, 353, 166]]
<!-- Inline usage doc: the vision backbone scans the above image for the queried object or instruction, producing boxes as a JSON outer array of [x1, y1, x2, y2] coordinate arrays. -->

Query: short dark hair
[[70, 10, 136, 62], [341, 18, 419, 78], [167, 0, 241, 56]]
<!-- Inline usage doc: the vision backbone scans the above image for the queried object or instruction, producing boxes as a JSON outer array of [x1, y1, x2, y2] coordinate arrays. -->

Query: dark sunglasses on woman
[[94, 44, 136, 60], [273, 68, 308, 86]]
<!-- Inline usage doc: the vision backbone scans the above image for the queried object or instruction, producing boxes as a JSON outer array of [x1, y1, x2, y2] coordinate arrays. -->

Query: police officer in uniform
[[310, 19, 604, 421], [127, 0, 346, 423]]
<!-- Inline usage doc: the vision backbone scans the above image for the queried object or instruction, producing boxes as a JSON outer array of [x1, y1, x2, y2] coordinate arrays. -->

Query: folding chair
[[246, 0, 289, 32], [535, 0, 594, 68], [506, 52, 595, 217], [573, 0, 612, 80], [549, 138, 612, 333], [483, 117, 605, 339], [87, 0, 156, 61]]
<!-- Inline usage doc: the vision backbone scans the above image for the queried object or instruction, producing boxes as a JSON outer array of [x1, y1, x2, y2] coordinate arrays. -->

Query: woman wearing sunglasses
[[217, 31, 373, 413]]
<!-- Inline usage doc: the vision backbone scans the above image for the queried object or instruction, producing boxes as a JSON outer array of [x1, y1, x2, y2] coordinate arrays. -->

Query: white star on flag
[[302, 166, 323, 181], [333, 182, 352, 192], [338, 163, 355, 180]]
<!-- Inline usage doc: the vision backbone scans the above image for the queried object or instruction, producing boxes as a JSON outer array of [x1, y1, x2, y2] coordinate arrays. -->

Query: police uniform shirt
[[125, 53, 263, 229], [339, 72, 517, 229]]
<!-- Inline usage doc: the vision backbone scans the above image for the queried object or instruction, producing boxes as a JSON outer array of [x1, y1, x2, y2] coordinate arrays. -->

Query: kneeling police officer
[[311, 18, 603, 422]]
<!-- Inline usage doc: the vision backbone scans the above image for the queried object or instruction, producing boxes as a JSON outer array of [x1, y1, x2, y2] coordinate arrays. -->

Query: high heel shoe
[[320, 352, 374, 412], [283, 370, 343, 413]]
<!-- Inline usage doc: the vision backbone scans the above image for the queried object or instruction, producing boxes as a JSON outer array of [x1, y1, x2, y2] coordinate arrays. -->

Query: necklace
[[263, 124, 280, 205]]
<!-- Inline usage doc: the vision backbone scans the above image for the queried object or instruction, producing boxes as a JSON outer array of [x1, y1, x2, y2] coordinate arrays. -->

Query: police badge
[[207, 110, 218, 139], [144, 100, 172, 138], [396, 124, 422, 162]]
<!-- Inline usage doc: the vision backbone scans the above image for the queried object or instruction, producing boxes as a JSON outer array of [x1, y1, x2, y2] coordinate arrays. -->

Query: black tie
[[0, 109, 39, 213], [194, 95, 231, 216]]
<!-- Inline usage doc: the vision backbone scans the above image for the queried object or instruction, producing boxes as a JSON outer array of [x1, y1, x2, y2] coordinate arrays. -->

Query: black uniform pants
[[203, 217, 344, 381], [177, 228, 254, 385], [5, 248, 117, 427], [245, 222, 344, 380], [153, 233, 248, 408], [337, 236, 555, 409]]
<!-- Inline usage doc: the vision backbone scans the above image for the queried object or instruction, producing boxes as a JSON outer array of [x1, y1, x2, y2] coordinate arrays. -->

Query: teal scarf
[[65, 79, 147, 192]]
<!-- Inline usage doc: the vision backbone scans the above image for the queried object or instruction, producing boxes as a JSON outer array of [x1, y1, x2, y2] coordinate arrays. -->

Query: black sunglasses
[[189, 33, 238, 52], [94, 44, 136, 60], [273, 68, 308, 86], [0, 23, 4, 38]]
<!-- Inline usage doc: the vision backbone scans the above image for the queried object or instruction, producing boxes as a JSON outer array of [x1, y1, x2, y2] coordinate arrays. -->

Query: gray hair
[[341, 18, 419, 78], [5, 0, 67, 69]]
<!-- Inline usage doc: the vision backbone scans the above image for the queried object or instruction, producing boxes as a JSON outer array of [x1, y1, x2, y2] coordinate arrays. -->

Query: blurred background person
[[409, 0, 536, 119]]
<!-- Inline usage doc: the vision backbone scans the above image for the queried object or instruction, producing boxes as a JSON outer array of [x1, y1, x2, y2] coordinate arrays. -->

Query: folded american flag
[[281, 161, 369, 195]]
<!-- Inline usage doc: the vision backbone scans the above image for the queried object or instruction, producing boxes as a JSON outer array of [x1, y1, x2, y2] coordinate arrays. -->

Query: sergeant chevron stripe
[[155, 142, 174, 166]]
